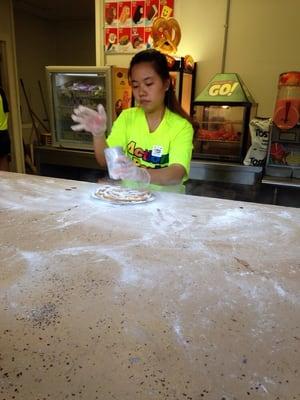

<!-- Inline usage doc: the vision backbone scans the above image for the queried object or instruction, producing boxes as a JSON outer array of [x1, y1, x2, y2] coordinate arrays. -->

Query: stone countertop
[[0, 171, 299, 400]]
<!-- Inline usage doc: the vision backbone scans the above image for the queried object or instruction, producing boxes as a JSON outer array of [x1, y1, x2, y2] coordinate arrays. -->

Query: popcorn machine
[[192, 73, 256, 163]]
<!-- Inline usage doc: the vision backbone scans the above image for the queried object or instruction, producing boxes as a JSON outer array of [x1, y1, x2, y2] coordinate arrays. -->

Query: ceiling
[[13, 0, 95, 21]]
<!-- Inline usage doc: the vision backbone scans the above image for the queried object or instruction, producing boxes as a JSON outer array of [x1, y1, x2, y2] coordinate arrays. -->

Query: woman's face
[[130, 62, 169, 114]]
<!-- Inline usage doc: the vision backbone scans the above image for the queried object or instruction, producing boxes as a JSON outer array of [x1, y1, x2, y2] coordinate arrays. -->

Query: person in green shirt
[[71, 49, 194, 189], [0, 86, 10, 171]]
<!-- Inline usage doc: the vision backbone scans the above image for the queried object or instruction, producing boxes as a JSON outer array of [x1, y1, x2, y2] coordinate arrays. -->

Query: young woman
[[71, 49, 194, 188], [0, 86, 10, 171]]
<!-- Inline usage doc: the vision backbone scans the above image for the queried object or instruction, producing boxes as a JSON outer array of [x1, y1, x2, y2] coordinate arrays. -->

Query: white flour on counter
[[1, 172, 300, 400]]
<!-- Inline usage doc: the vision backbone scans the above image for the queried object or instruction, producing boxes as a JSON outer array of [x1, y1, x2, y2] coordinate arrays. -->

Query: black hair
[[128, 49, 195, 128]]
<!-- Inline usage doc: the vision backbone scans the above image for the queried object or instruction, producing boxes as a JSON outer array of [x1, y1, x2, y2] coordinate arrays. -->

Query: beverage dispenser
[[265, 71, 300, 179]]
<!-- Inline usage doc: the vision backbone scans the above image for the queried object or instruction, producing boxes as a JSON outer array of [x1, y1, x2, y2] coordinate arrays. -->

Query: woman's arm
[[147, 164, 186, 185], [71, 104, 109, 168], [93, 135, 108, 167]]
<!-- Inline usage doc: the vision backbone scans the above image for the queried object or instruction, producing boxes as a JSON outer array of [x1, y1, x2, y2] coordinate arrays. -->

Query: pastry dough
[[94, 185, 154, 204]]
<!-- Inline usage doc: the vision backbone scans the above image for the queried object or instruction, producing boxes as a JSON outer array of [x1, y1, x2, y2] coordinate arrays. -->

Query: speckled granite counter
[[0, 172, 299, 400]]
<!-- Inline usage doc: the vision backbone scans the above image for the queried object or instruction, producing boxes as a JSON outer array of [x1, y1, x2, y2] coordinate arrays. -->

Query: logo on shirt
[[127, 141, 169, 168]]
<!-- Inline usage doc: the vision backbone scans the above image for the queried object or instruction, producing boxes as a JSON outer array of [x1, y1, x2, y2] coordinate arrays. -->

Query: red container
[[273, 71, 300, 130]]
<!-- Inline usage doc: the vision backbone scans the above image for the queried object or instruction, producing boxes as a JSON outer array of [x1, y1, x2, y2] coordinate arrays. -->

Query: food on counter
[[93, 185, 154, 204], [243, 118, 271, 167]]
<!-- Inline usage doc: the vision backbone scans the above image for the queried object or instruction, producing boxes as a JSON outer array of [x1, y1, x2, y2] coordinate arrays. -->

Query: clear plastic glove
[[71, 104, 107, 137], [111, 155, 151, 184]]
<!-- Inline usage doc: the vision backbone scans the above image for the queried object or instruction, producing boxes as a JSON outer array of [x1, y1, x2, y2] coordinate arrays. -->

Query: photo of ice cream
[[133, 5, 144, 24], [104, 0, 175, 54], [119, 5, 130, 24], [105, 4, 117, 26], [147, 4, 158, 22], [107, 32, 117, 51]]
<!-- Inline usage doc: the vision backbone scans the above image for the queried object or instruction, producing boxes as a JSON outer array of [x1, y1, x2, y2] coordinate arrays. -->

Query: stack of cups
[[104, 146, 124, 179]]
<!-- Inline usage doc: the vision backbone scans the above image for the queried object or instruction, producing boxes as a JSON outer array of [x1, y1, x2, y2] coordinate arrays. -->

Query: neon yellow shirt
[[0, 95, 8, 131], [106, 107, 193, 182]]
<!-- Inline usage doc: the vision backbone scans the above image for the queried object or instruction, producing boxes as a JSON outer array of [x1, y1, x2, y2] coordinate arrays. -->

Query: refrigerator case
[[46, 66, 131, 150]]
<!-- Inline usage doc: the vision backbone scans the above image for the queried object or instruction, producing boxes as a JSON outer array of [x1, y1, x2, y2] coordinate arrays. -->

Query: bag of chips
[[243, 118, 272, 167]]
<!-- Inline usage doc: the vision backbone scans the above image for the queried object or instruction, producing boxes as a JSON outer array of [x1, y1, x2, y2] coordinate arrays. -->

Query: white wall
[[176, 0, 227, 109], [224, 0, 300, 116], [176, 0, 300, 117]]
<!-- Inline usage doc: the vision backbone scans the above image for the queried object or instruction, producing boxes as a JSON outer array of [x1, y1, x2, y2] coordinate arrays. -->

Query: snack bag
[[243, 118, 272, 167]]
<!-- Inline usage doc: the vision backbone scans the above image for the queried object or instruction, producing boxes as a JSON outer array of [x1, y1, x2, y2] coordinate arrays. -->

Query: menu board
[[104, 0, 174, 54]]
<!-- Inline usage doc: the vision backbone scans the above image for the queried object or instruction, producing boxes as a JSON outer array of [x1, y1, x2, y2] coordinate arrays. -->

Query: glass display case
[[192, 73, 256, 163], [46, 66, 131, 150]]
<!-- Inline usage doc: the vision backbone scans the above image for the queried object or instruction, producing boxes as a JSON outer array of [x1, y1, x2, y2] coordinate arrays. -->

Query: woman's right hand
[[111, 156, 151, 184], [71, 104, 107, 137]]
